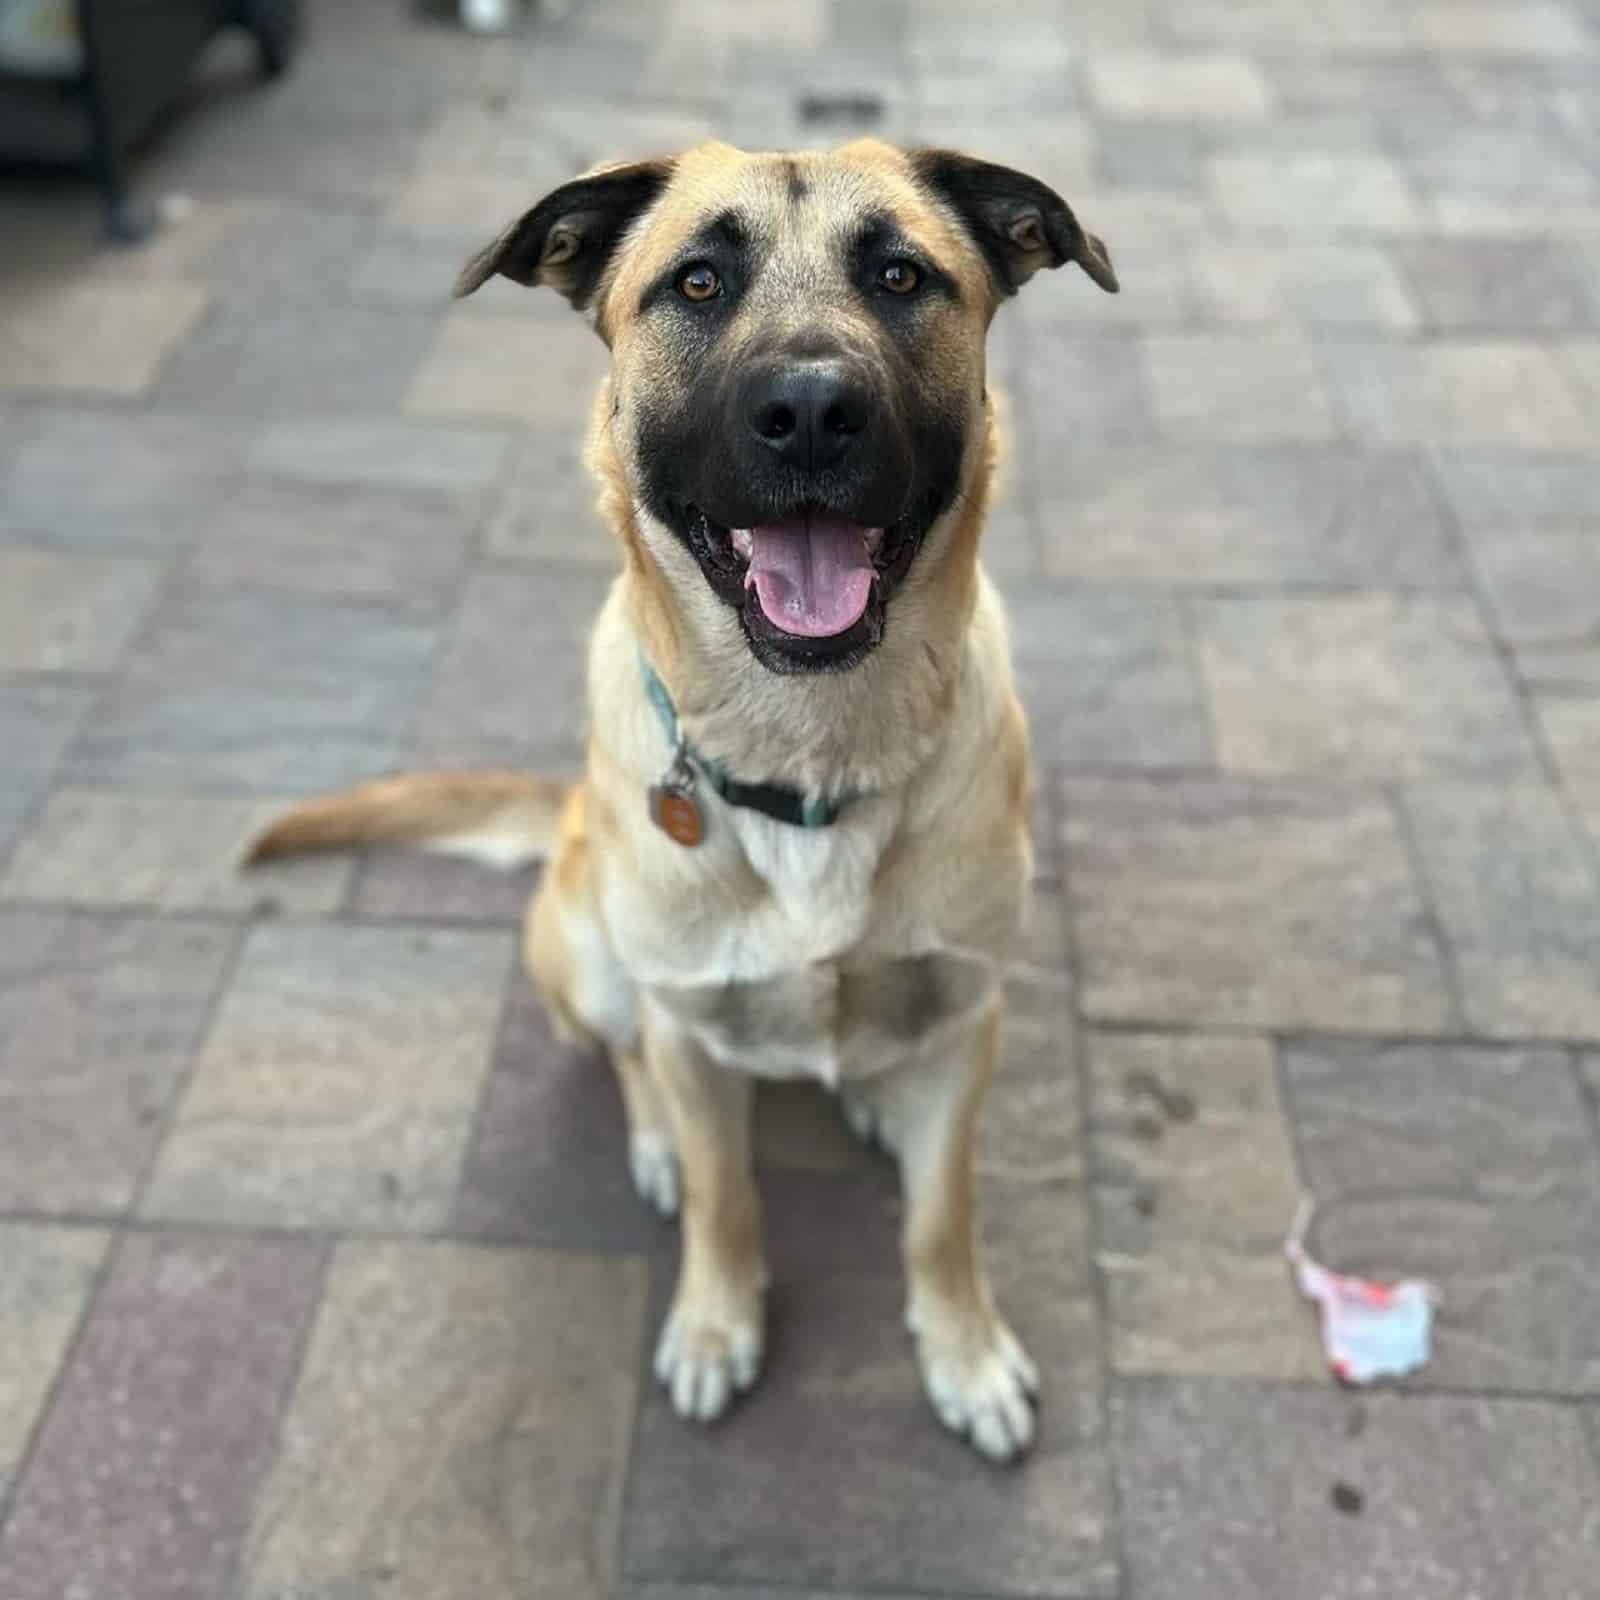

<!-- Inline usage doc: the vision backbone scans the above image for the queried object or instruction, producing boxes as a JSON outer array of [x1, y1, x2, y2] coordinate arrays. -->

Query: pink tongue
[[745, 520, 875, 638]]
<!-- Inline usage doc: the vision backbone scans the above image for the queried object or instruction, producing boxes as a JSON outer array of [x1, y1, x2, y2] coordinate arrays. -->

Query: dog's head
[[456, 140, 1116, 675]]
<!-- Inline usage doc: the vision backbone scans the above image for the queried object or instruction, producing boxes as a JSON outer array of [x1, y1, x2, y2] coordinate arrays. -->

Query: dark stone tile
[[1283, 1038, 1600, 1395], [452, 976, 667, 1253], [184, 476, 476, 612], [1006, 583, 1213, 770], [0, 911, 236, 1215], [1037, 446, 1463, 587], [349, 850, 539, 925], [1061, 777, 1454, 1032], [1398, 238, 1600, 331], [1114, 1380, 1600, 1600], [1402, 783, 1600, 1040], [0, 408, 249, 552], [152, 299, 441, 415], [624, 1264, 1116, 1599], [0, 1232, 324, 1600], [415, 570, 611, 768], [0, 684, 91, 855], [68, 585, 438, 791]]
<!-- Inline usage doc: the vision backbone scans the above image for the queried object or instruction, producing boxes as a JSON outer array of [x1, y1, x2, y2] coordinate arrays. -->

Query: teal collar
[[640, 657, 861, 829]]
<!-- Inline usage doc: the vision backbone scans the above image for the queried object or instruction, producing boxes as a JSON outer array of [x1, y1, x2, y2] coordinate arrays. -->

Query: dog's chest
[[631, 803, 1012, 1081], [654, 947, 996, 1085]]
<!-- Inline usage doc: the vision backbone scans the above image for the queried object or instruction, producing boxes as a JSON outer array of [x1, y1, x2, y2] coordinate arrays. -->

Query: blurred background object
[[0, 0, 302, 238]]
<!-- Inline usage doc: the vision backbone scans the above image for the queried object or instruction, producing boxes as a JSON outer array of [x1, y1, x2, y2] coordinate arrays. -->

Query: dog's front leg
[[646, 1001, 767, 1423], [856, 1001, 1039, 1462]]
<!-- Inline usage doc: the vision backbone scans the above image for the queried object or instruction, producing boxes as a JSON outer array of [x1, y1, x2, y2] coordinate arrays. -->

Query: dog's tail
[[243, 771, 567, 872]]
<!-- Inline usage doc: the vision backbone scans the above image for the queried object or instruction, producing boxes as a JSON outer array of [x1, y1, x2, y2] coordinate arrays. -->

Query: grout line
[[1384, 782, 1470, 1034], [0, 1225, 126, 1543], [215, 1234, 335, 1600], [1048, 773, 1133, 1600]]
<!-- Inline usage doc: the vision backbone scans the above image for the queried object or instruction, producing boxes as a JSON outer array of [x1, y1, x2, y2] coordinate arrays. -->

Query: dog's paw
[[915, 1316, 1039, 1463], [654, 1295, 764, 1423], [629, 1130, 680, 1218]]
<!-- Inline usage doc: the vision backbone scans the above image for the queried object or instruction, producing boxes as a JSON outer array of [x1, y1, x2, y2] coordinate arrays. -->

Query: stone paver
[[144, 922, 510, 1230], [1, 0, 1598, 1595], [1, 788, 356, 914], [67, 584, 439, 792], [1402, 783, 1600, 1040], [1061, 776, 1455, 1031], [1142, 332, 1341, 443], [1036, 445, 1462, 586], [1114, 1381, 1600, 1600], [1087, 1032, 1320, 1381], [0, 280, 208, 396], [238, 1240, 645, 1600], [1007, 584, 1213, 769], [415, 569, 611, 767], [1194, 592, 1537, 779], [1322, 339, 1596, 450], [0, 911, 237, 1215], [0, 1232, 324, 1600], [1284, 1037, 1600, 1395]]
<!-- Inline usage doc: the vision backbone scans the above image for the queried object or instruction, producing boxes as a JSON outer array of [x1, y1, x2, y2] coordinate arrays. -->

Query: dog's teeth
[[731, 528, 753, 559]]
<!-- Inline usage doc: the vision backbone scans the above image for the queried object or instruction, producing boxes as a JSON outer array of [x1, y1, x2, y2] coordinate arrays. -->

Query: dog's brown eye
[[879, 260, 920, 295], [678, 264, 721, 302]]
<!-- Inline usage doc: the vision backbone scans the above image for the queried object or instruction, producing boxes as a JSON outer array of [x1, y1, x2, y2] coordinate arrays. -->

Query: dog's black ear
[[453, 158, 675, 308], [910, 149, 1117, 296]]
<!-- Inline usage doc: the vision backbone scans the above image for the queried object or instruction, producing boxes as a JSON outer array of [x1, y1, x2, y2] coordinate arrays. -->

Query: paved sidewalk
[[2, 1, 1599, 1596]]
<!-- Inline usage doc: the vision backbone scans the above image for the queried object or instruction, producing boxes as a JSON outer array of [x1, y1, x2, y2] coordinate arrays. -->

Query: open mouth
[[684, 506, 922, 673]]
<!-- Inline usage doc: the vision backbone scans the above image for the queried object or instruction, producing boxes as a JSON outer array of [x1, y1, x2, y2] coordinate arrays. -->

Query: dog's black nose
[[747, 365, 871, 470]]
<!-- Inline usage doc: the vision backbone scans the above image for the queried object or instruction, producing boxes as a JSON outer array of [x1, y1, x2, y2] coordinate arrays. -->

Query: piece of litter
[[1286, 1198, 1437, 1385]]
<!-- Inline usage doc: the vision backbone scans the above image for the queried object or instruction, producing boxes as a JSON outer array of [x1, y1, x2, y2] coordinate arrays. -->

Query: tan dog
[[249, 140, 1115, 1462]]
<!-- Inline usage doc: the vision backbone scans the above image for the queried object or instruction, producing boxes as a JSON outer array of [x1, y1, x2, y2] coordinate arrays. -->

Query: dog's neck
[[597, 437, 995, 801]]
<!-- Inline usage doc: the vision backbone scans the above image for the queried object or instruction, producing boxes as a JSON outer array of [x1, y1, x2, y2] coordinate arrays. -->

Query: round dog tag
[[650, 785, 705, 847]]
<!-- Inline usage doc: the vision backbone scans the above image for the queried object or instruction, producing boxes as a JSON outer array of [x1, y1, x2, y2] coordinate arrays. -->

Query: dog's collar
[[639, 657, 860, 830]]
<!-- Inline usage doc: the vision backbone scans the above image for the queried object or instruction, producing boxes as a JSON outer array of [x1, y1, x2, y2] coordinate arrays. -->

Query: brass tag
[[650, 785, 705, 848]]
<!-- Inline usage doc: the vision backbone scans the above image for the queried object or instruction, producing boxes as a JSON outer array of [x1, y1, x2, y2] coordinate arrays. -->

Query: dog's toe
[[654, 1303, 764, 1425], [918, 1319, 1039, 1464], [629, 1131, 680, 1217]]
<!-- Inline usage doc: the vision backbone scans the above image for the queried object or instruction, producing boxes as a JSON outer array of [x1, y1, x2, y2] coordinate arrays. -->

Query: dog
[[248, 139, 1116, 1462]]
